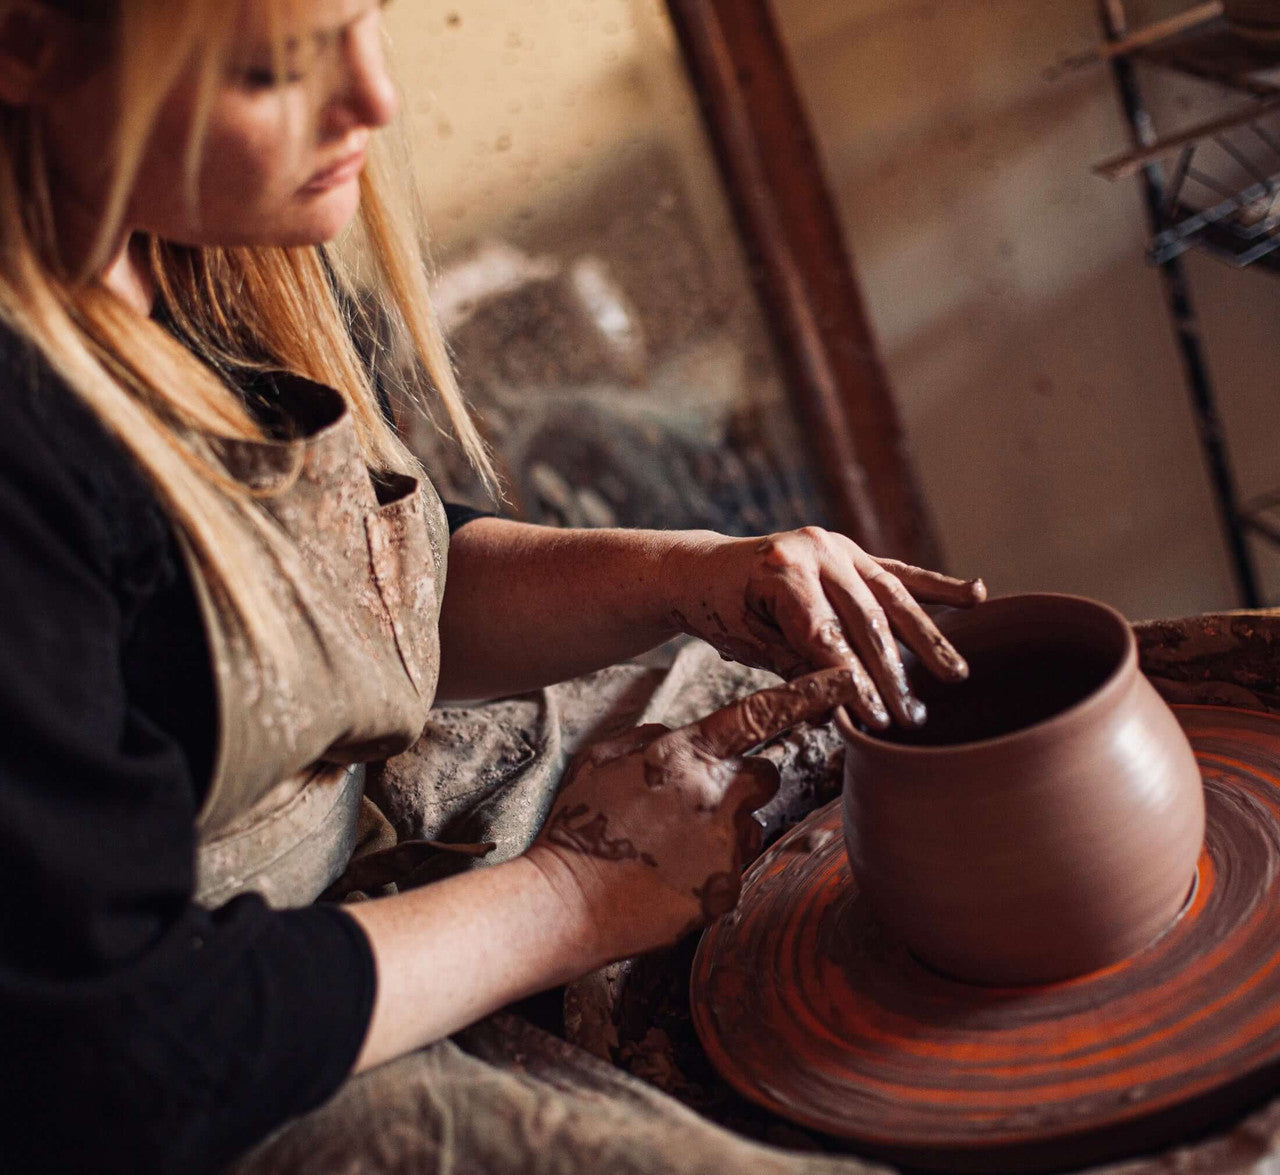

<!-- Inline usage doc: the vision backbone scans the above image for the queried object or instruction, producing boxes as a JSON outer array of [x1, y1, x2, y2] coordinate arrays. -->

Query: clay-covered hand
[[660, 527, 987, 730], [525, 668, 865, 962]]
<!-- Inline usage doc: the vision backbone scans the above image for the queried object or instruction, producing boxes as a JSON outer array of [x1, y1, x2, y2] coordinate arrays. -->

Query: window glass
[[385, 0, 828, 534]]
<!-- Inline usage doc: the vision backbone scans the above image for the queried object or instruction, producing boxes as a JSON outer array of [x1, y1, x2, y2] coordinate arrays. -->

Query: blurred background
[[381, 0, 1280, 621]]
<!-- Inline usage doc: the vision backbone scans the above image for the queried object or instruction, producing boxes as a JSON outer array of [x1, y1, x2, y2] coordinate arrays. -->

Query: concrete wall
[[771, 0, 1280, 618], [387, 1, 1280, 620]]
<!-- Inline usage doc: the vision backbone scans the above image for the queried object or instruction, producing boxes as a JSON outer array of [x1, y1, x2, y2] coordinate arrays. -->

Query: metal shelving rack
[[1094, 0, 1280, 607]]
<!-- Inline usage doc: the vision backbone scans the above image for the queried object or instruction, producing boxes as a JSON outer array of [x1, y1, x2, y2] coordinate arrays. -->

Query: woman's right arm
[[346, 669, 862, 1071]]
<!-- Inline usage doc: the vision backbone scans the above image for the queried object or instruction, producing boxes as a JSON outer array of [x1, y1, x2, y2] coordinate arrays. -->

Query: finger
[[821, 567, 926, 728], [737, 599, 824, 680], [725, 759, 777, 866], [674, 667, 878, 760], [874, 559, 987, 609], [566, 723, 671, 782], [764, 574, 893, 729], [771, 651, 816, 682], [737, 810, 765, 865], [590, 724, 673, 766], [694, 871, 741, 920], [771, 651, 887, 730], [624, 723, 674, 745], [833, 704, 860, 743], [723, 756, 781, 815], [765, 568, 861, 673], [858, 557, 970, 682]]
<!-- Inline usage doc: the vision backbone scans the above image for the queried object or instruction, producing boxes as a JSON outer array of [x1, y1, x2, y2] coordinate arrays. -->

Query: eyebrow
[[270, 0, 392, 55]]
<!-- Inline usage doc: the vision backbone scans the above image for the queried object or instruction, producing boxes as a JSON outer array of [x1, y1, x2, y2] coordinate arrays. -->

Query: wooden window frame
[[666, 0, 940, 566]]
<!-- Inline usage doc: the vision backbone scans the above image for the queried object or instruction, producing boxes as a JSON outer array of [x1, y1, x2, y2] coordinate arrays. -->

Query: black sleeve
[[0, 373, 375, 1175], [444, 500, 498, 533]]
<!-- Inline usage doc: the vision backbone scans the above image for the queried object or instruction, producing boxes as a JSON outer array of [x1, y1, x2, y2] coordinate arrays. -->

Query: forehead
[[232, 0, 380, 43]]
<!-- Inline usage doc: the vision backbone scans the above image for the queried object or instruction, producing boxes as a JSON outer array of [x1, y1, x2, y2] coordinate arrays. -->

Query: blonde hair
[[0, 0, 495, 664]]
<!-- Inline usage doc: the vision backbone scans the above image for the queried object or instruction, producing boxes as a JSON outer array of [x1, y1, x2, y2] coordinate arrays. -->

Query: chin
[[293, 181, 364, 243], [157, 184, 363, 251], [234, 188, 362, 249]]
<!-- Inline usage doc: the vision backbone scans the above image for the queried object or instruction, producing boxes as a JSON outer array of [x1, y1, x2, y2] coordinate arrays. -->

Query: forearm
[[437, 518, 712, 700], [346, 851, 596, 1073]]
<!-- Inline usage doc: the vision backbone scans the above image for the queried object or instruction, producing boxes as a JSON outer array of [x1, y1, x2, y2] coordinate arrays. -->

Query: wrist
[[655, 529, 725, 630], [517, 846, 614, 977]]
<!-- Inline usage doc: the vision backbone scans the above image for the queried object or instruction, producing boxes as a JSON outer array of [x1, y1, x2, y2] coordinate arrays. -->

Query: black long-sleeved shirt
[[0, 320, 484, 1174]]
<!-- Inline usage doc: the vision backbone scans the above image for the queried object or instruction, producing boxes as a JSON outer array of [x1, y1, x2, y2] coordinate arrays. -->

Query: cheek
[[196, 113, 296, 221], [129, 92, 324, 245]]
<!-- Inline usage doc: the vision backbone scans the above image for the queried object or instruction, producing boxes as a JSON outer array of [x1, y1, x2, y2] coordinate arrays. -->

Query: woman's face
[[44, 0, 399, 253]]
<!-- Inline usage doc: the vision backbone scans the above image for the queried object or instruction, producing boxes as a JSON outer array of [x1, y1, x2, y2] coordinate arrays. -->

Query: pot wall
[[841, 595, 1206, 986]]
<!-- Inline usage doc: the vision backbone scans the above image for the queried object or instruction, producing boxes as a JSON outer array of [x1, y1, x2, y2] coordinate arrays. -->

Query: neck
[[46, 176, 154, 316], [100, 234, 155, 317]]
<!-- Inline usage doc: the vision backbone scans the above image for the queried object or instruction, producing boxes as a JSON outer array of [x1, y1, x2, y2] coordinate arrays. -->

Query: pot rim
[[835, 591, 1137, 758]]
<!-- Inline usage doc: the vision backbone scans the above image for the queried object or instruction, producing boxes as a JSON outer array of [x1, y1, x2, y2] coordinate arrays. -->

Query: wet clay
[[840, 593, 1205, 986], [691, 706, 1280, 1173]]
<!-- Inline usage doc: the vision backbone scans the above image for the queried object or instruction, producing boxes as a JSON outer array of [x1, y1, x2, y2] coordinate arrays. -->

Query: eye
[[235, 66, 306, 92], [239, 68, 278, 90]]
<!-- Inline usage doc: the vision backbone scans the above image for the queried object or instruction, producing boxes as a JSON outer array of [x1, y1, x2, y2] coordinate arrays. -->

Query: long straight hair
[[0, 0, 495, 666]]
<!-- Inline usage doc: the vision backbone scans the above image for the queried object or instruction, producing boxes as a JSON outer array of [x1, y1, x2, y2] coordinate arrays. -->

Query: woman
[[0, 1, 984, 1172]]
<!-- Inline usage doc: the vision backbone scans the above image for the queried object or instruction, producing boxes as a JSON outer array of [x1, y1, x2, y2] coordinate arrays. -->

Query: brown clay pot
[[838, 593, 1205, 986]]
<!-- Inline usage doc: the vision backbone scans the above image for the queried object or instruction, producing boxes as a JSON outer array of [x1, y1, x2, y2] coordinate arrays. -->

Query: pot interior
[[871, 596, 1129, 748]]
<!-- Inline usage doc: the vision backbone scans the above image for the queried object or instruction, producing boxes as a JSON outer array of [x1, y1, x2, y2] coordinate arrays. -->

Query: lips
[[301, 149, 367, 193]]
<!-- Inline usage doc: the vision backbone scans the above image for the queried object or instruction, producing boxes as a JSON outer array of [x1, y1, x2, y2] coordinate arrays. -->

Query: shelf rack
[[1096, 2, 1280, 606]]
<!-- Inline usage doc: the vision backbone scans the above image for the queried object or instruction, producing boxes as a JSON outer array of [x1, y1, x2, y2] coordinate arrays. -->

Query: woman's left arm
[[436, 518, 986, 728]]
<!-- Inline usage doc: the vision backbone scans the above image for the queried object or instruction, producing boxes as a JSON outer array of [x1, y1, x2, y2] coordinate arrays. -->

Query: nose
[[325, 12, 400, 135]]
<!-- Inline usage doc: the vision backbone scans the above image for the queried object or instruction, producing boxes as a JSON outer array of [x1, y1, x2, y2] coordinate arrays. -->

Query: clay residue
[[1136, 613, 1280, 714]]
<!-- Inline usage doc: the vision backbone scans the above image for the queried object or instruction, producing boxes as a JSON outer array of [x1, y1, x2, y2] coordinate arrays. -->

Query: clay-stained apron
[[179, 373, 447, 908]]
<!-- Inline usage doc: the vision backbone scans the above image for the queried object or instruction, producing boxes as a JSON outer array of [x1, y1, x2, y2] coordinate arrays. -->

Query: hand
[[660, 527, 986, 730], [524, 668, 864, 962]]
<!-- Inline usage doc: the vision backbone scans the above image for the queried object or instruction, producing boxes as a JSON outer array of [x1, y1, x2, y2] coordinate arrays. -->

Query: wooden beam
[[1060, 1, 1223, 69], [664, 0, 940, 566], [1094, 92, 1280, 180]]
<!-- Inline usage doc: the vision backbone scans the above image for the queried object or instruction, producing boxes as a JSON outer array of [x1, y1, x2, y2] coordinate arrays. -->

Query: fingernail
[[939, 645, 969, 680], [904, 696, 927, 726], [967, 578, 988, 604], [869, 701, 891, 729]]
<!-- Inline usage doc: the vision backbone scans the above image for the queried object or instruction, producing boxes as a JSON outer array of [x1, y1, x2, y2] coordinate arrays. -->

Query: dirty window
[[385, 0, 827, 534]]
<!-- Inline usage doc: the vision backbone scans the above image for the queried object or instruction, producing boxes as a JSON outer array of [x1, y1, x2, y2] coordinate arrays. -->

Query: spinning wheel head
[[692, 707, 1280, 1172]]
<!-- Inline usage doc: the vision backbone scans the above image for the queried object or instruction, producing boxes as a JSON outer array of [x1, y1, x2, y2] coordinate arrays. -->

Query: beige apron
[[180, 371, 856, 1174], [181, 373, 448, 909]]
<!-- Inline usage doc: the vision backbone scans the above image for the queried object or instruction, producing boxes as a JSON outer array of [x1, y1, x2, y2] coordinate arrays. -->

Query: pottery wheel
[[691, 706, 1280, 1173]]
